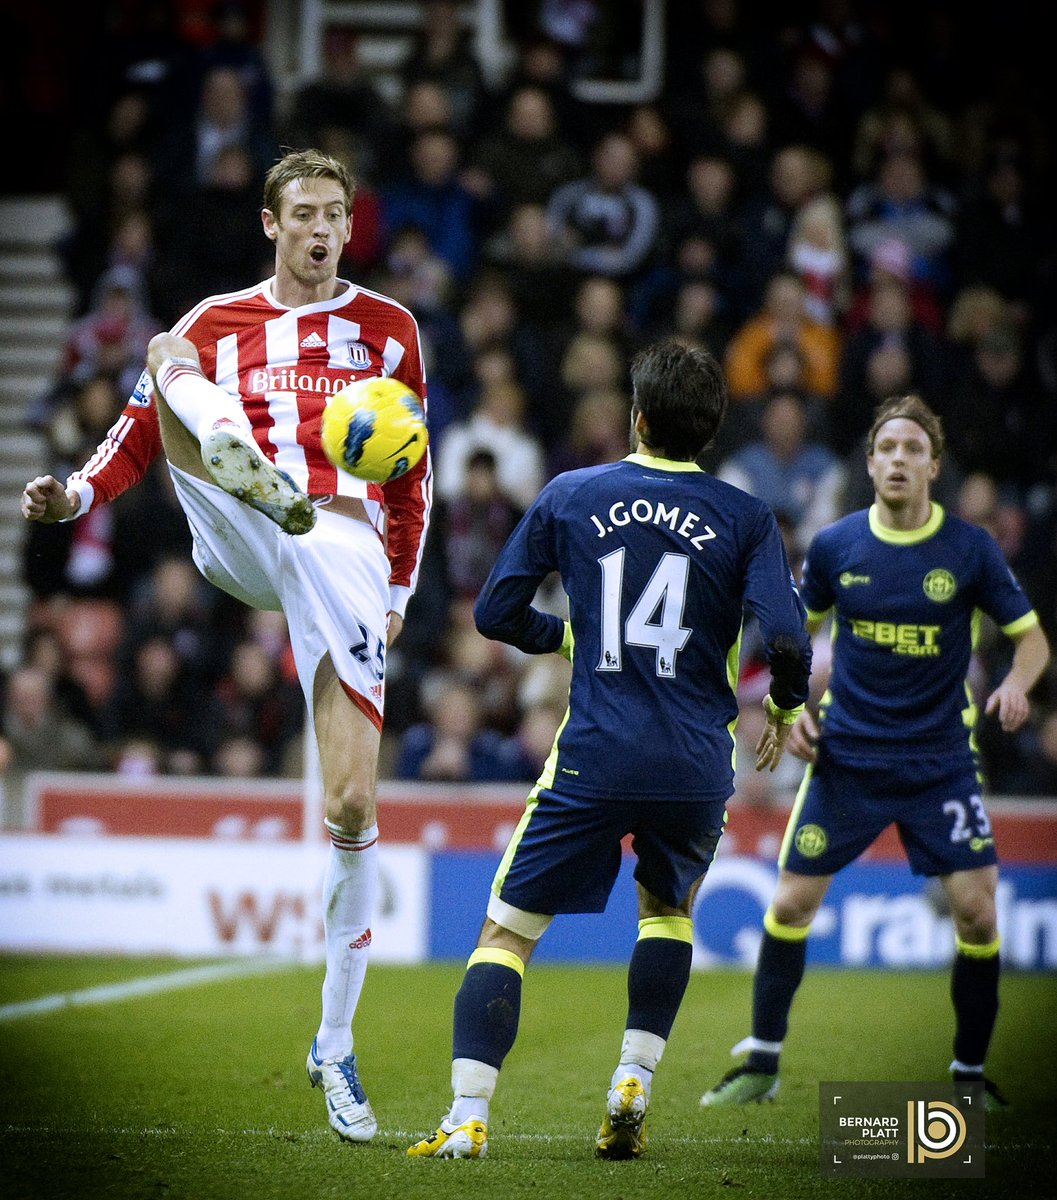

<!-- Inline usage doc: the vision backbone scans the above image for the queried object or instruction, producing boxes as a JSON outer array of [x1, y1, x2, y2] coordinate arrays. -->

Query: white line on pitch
[[0, 1124, 817, 1147], [0, 959, 294, 1023], [1, 1125, 1043, 1153]]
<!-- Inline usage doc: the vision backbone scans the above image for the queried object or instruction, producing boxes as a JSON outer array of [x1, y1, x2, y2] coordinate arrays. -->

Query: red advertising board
[[23, 773, 1057, 862], [27, 774, 529, 849]]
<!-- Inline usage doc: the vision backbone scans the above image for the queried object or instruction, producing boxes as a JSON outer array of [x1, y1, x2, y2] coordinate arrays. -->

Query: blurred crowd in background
[[2, 0, 1056, 805]]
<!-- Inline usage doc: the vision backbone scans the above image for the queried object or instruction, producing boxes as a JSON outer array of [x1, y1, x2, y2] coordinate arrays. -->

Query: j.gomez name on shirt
[[589, 499, 717, 549]]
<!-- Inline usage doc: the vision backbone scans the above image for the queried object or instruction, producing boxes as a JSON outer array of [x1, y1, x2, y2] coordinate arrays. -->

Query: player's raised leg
[[305, 657, 381, 1142], [146, 332, 316, 535], [701, 870, 830, 1106]]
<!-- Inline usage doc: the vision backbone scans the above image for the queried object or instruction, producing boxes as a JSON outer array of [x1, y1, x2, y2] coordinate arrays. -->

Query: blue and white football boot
[[306, 1038, 377, 1142]]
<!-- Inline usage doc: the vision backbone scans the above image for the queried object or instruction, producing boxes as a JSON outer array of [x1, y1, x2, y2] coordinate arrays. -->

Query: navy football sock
[[626, 918, 693, 1039], [951, 939, 1001, 1069], [748, 922, 808, 1072], [452, 950, 524, 1070]]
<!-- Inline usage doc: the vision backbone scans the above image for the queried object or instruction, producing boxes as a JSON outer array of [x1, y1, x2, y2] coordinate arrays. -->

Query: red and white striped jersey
[[69, 277, 432, 601]]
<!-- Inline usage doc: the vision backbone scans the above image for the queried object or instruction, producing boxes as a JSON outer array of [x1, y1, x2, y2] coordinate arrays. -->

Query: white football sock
[[449, 1058, 498, 1125], [313, 825, 379, 1061], [155, 358, 253, 446], [611, 1028, 665, 1095]]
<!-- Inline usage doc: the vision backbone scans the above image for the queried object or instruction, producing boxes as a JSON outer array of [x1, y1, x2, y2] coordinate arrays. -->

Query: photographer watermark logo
[[820, 1081, 984, 1178]]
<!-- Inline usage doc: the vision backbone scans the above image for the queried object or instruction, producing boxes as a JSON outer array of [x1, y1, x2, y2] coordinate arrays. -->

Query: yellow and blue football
[[321, 376, 428, 483]]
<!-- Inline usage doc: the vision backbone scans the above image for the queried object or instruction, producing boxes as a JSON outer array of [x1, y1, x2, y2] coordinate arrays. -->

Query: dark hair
[[630, 339, 728, 459], [867, 393, 944, 458]]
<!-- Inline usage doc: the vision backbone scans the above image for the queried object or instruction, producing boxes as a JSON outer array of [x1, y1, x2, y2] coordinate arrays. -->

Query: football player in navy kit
[[407, 340, 812, 1160], [700, 394, 1049, 1112]]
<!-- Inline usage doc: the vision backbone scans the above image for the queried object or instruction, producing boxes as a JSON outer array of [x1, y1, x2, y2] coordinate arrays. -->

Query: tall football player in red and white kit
[[21, 149, 432, 1143]]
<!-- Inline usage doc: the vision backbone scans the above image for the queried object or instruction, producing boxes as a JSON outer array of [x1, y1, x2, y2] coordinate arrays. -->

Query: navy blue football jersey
[[473, 455, 811, 802], [800, 502, 1039, 764]]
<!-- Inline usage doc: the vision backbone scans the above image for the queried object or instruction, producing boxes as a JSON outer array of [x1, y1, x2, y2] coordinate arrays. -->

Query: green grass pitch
[[1, 956, 1054, 1199]]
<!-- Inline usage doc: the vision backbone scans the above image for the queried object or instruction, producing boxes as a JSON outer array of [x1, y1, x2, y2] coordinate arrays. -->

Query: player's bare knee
[[325, 784, 375, 835], [769, 897, 815, 928], [944, 869, 998, 944], [478, 917, 537, 964], [147, 332, 200, 376], [771, 876, 826, 927], [951, 900, 998, 945], [769, 894, 822, 926]]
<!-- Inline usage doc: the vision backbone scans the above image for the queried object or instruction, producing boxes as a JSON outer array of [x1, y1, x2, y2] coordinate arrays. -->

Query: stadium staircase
[[268, 0, 662, 104], [0, 196, 73, 672]]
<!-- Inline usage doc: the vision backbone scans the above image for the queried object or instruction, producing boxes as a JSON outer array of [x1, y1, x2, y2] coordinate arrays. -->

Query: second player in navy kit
[[781, 501, 1037, 880], [700, 394, 1050, 1112], [408, 340, 812, 1161], [480, 447, 810, 922]]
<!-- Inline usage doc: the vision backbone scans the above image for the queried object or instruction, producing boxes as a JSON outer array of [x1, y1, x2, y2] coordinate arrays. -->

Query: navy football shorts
[[492, 787, 727, 914], [779, 745, 999, 877]]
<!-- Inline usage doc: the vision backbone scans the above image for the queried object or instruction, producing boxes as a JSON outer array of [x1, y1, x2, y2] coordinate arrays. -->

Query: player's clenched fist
[[20, 475, 78, 523]]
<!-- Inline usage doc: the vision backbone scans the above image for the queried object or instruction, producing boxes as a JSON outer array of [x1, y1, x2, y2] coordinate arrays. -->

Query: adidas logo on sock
[[300, 331, 327, 349]]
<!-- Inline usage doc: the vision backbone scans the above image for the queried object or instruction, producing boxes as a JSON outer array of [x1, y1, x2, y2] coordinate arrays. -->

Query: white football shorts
[[169, 463, 390, 729]]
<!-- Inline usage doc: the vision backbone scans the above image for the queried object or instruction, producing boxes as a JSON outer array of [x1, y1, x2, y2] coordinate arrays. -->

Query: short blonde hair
[[262, 148, 355, 219], [867, 394, 944, 458]]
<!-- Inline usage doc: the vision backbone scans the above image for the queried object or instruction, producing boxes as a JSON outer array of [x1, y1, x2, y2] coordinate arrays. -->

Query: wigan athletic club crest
[[922, 568, 957, 603]]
